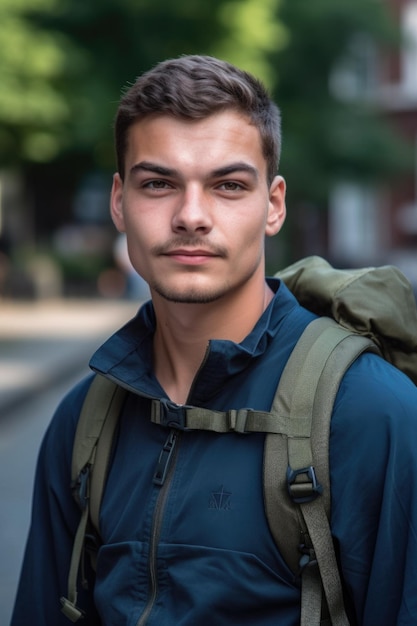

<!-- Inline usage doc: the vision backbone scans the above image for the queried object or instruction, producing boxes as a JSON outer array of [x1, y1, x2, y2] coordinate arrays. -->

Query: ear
[[110, 173, 126, 233], [265, 175, 286, 237]]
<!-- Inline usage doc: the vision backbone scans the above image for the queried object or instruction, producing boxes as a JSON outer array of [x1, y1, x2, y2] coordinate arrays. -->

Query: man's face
[[110, 110, 286, 304]]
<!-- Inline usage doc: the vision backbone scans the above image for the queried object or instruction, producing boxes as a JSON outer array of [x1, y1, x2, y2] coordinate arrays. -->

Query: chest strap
[[151, 398, 311, 436]]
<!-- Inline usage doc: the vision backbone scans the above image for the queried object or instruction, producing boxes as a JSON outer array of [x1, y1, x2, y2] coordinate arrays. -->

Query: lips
[[165, 249, 218, 265], [167, 249, 217, 257]]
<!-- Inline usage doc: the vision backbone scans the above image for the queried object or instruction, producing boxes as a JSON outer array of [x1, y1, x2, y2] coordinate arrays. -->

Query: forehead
[[124, 110, 267, 177]]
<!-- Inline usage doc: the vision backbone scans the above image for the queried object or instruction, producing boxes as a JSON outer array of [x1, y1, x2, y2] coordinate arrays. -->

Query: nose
[[171, 185, 213, 234]]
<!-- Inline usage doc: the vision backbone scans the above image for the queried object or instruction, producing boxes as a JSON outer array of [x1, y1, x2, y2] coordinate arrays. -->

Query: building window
[[401, 1, 417, 96], [329, 33, 377, 101], [328, 182, 382, 264]]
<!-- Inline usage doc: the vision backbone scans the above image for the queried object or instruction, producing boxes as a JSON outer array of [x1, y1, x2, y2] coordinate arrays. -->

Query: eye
[[143, 179, 173, 190], [217, 181, 245, 192]]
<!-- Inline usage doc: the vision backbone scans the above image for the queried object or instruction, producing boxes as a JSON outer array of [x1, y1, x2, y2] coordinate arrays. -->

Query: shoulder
[[330, 351, 417, 487], [334, 351, 417, 433]]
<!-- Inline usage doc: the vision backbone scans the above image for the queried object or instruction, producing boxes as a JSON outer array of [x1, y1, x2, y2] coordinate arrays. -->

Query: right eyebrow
[[129, 161, 179, 178]]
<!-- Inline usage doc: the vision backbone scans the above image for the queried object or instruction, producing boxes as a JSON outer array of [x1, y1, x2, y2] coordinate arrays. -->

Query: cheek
[[236, 212, 269, 247], [239, 209, 270, 255], [123, 215, 163, 266], [230, 223, 266, 267], [123, 211, 158, 242]]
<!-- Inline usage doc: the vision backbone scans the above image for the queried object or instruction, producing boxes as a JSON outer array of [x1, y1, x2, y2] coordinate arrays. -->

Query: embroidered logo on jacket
[[209, 486, 232, 510]]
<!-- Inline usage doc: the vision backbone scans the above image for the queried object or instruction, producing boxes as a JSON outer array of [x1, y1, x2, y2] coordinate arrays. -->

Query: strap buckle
[[286, 465, 323, 504], [158, 399, 189, 429]]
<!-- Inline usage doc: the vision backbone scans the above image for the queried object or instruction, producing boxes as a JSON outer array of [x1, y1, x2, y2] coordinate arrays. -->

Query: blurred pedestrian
[[113, 233, 150, 300]]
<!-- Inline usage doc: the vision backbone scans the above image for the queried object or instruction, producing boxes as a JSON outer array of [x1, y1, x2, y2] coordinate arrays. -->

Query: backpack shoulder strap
[[88, 378, 127, 534], [264, 317, 377, 626], [61, 374, 126, 622]]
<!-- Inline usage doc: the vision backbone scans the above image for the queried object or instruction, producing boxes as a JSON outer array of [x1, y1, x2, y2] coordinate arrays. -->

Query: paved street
[[0, 297, 139, 624], [0, 298, 138, 415]]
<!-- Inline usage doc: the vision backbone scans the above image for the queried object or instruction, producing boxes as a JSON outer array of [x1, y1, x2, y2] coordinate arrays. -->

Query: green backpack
[[60, 256, 417, 626]]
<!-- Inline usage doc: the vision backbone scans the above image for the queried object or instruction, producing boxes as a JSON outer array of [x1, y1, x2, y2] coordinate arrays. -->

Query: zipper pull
[[153, 430, 178, 486]]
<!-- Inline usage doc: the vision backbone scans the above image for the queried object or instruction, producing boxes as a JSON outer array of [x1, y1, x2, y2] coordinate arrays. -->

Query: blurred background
[[1, 0, 417, 622], [0, 0, 416, 299]]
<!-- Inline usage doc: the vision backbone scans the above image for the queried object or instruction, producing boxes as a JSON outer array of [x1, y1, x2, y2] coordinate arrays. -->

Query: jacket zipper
[[132, 345, 208, 624], [136, 429, 180, 626]]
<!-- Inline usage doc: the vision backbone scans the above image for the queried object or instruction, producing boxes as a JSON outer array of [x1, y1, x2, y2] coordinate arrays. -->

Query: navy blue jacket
[[11, 280, 417, 625]]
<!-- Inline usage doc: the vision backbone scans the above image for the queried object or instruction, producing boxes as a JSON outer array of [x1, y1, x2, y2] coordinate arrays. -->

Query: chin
[[152, 281, 228, 304]]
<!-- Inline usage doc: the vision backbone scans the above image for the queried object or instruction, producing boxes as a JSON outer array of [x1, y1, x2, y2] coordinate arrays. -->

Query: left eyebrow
[[209, 162, 259, 180]]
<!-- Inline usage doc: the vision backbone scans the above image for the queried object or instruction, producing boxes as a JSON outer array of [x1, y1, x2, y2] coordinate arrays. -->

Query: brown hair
[[114, 55, 282, 184]]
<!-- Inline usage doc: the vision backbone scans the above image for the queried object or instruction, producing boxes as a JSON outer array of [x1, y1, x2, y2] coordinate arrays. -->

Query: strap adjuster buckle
[[227, 408, 250, 433], [287, 465, 323, 504]]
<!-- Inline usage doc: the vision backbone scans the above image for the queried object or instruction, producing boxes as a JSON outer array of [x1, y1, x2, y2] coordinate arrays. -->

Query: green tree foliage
[[0, 0, 86, 163], [212, 0, 288, 85]]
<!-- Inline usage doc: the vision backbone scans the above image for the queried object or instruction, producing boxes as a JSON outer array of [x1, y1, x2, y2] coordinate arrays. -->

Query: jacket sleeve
[[10, 376, 101, 626], [330, 353, 417, 626]]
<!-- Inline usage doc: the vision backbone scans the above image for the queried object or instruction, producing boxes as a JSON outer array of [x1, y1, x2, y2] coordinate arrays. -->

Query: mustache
[[151, 237, 228, 257]]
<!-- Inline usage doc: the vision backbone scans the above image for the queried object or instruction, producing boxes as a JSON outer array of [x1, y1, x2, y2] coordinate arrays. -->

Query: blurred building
[[328, 0, 417, 289]]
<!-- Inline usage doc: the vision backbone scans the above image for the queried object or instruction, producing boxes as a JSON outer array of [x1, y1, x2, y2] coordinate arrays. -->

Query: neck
[[152, 279, 275, 404]]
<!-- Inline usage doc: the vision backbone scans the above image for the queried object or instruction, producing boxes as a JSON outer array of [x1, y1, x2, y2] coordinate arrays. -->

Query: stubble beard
[[149, 263, 261, 305], [150, 277, 229, 304]]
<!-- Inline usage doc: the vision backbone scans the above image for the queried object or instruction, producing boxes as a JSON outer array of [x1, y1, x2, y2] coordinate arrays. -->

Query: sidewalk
[[0, 298, 139, 415]]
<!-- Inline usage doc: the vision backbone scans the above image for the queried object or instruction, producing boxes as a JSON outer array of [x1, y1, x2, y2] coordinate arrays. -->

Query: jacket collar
[[90, 279, 301, 401]]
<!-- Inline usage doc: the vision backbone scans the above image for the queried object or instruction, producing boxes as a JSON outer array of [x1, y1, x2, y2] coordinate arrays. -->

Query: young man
[[11, 55, 417, 625]]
